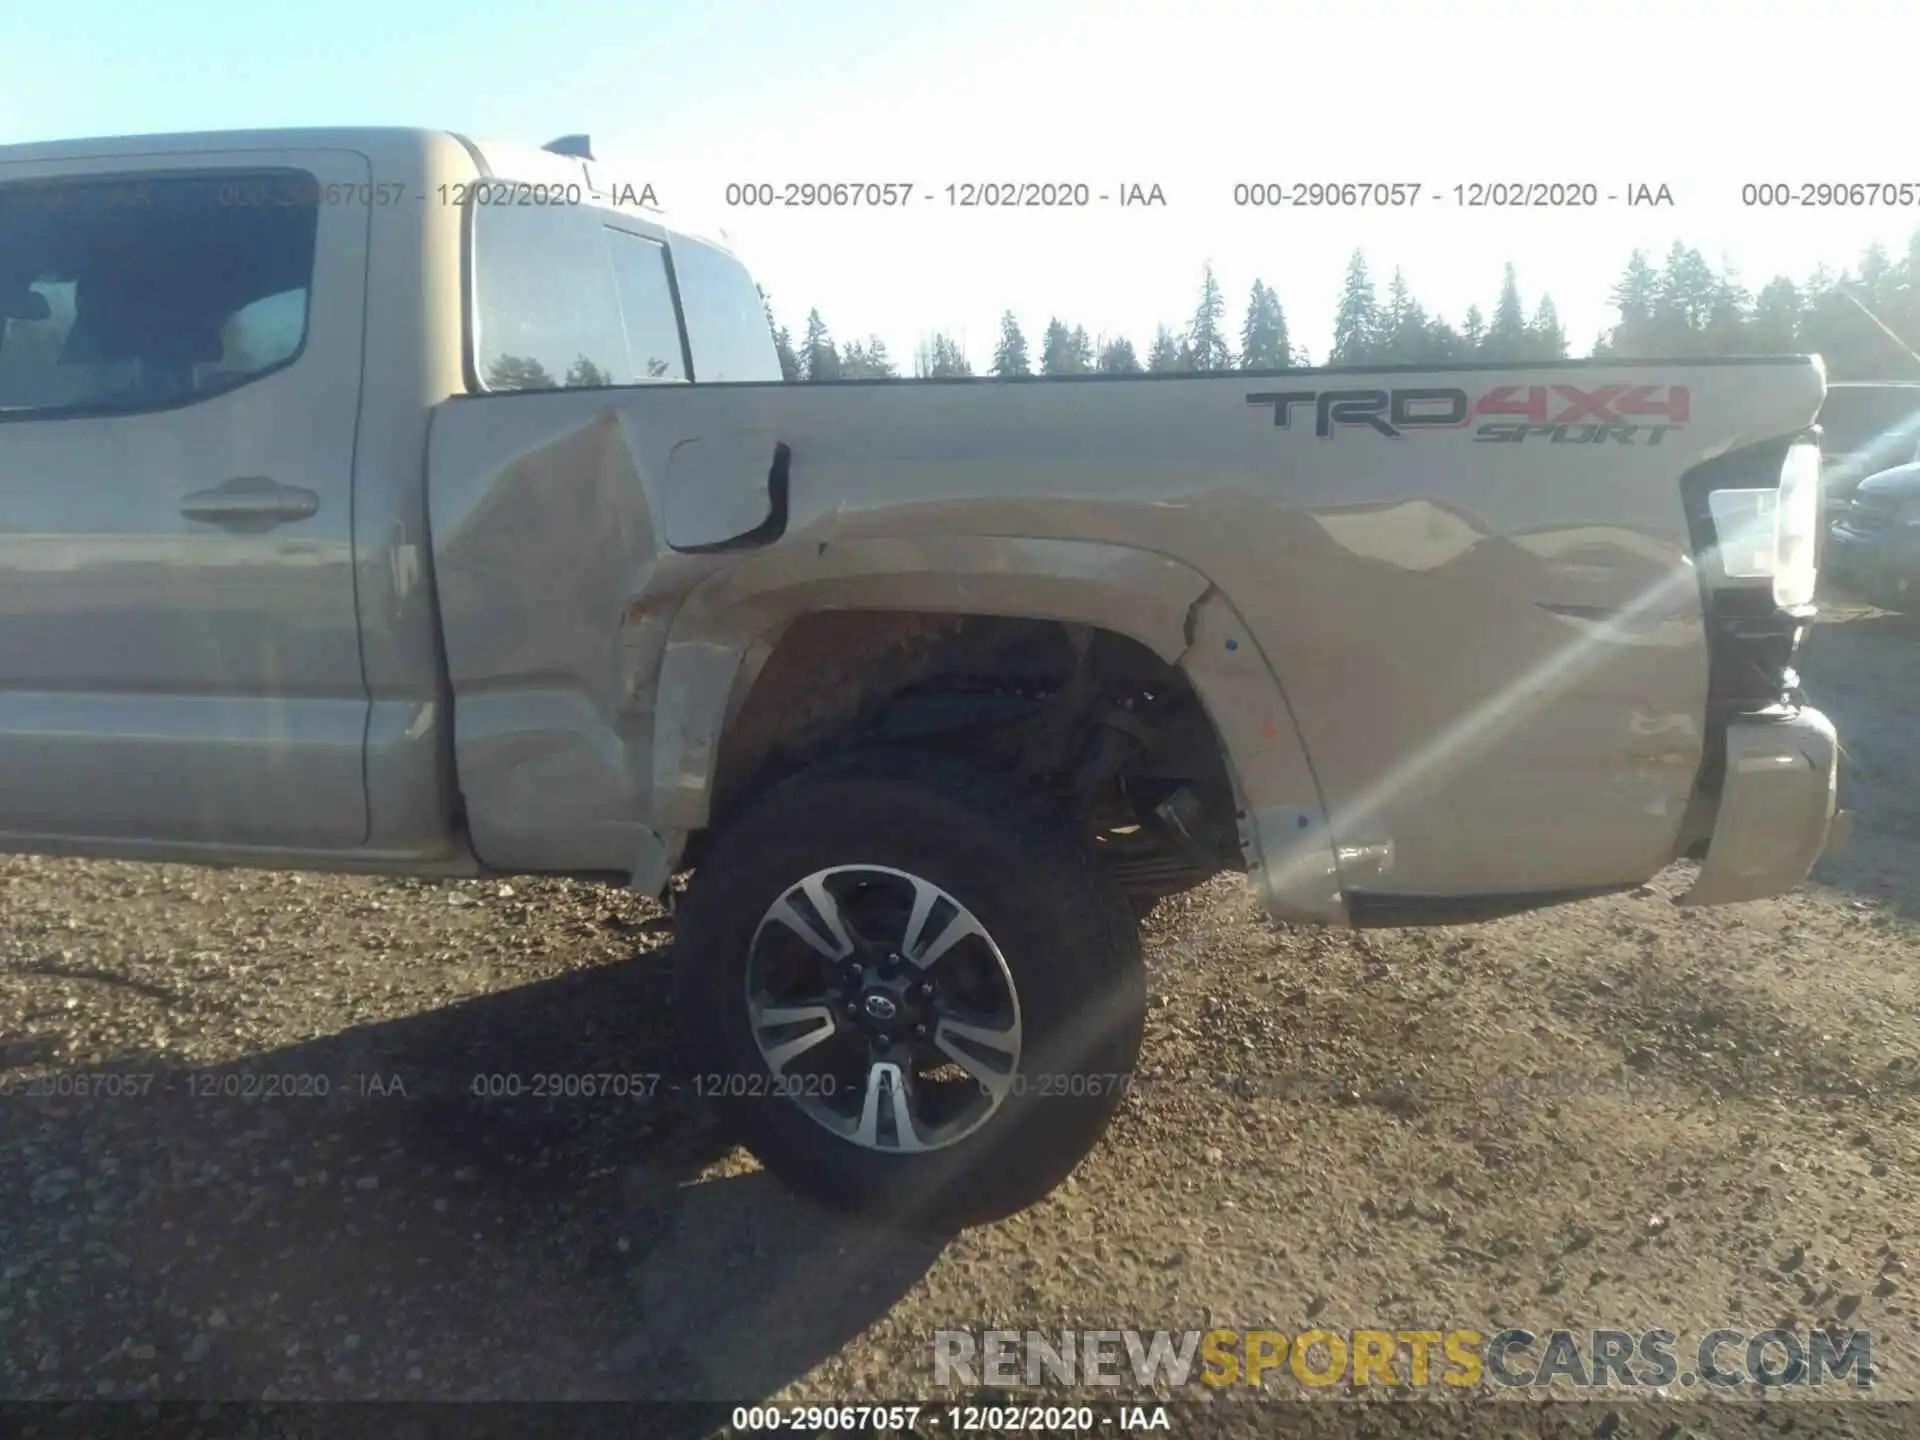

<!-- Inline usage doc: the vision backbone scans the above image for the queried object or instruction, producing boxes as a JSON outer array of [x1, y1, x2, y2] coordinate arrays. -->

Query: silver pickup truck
[[0, 127, 1841, 1225]]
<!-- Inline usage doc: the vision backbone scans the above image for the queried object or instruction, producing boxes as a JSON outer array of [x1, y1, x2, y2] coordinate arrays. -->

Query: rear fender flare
[[650, 536, 1345, 923]]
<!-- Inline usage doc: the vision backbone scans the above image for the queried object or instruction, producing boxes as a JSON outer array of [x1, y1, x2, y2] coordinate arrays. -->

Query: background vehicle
[[0, 127, 1843, 1223], [1815, 380, 1920, 518], [1828, 459, 1920, 611]]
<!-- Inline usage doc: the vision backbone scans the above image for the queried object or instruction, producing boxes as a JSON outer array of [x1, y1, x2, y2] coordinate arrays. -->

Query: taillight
[[1705, 489, 1778, 580], [1679, 434, 1819, 721], [1700, 440, 1822, 608], [1772, 441, 1822, 607]]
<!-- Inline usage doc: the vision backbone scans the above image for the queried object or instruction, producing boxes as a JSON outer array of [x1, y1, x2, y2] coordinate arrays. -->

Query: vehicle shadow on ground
[[0, 937, 948, 1418]]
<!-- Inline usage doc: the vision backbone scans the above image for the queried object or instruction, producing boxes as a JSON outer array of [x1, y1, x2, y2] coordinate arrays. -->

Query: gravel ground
[[2, 599, 1918, 1431]]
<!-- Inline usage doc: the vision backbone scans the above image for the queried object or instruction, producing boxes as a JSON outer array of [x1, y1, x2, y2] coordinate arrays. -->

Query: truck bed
[[424, 357, 1824, 904]]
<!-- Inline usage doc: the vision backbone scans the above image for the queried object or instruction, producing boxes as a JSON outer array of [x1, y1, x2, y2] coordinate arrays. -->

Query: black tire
[[673, 748, 1145, 1229]]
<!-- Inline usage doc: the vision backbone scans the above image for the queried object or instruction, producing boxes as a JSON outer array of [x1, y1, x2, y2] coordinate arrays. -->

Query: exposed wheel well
[[694, 610, 1247, 911]]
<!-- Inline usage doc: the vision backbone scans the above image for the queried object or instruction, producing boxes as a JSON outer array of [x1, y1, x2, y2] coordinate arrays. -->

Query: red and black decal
[[1248, 382, 1691, 442]]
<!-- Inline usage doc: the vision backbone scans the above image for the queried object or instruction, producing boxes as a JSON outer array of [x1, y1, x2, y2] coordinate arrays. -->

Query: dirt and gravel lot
[[2, 600, 1917, 1433]]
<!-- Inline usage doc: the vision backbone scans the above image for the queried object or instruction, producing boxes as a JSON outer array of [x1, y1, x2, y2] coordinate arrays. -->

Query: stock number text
[[1235, 182, 1421, 207]]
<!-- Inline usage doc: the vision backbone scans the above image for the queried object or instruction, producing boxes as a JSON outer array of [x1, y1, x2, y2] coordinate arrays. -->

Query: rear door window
[[472, 202, 631, 390], [0, 172, 317, 417], [603, 229, 688, 382], [670, 235, 782, 382]]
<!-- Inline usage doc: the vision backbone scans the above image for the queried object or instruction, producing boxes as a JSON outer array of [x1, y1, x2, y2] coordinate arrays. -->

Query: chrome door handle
[[180, 477, 320, 526]]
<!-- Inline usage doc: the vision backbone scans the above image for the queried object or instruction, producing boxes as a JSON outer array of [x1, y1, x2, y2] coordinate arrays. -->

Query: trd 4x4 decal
[[1247, 383, 1691, 443]]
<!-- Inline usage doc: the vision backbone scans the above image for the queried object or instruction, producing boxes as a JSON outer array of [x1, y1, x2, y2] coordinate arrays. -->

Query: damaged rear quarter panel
[[426, 395, 699, 872], [426, 360, 1821, 900]]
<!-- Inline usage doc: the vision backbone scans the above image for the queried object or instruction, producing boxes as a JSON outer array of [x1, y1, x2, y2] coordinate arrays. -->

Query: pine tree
[[1239, 280, 1292, 370], [564, 354, 612, 387], [1480, 263, 1528, 362], [485, 354, 557, 390], [991, 312, 1032, 377], [917, 332, 973, 377], [1424, 317, 1468, 363], [801, 309, 840, 382], [1798, 264, 1861, 375], [1381, 269, 1430, 364], [1748, 277, 1802, 354], [1704, 261, 1753, 355], [1186, 262, 1233, 371], [1146, 324, 1182, 372], [757, 286, 800, 381], [1462, 305, 1486, 353], [772, 326, 800, 381], [1040, 319, 1070, 375], [1651, 243, 1719, 355], [1606, 250, 1660, 355], [1899, 230, 1920, 356], [1041, 318, 1092, 375], [1843, 240, 1914, 376], [838, 337, 897, 378], [1808, 260, 1913, 380], [1329, 250, 1380, 365], [752, 225, 1920, 388], [1527, 297, 1568, 360], [1069, 325, 1095, 372], [1860, 241, 1894, 301]]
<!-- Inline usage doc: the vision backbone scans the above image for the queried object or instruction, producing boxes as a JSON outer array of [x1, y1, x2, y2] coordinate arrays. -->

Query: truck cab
[[0, 128, 772, 869]]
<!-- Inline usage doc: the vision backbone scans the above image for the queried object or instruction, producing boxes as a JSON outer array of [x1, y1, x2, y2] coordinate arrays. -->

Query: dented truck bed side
[[424, 358, 1828, 923]]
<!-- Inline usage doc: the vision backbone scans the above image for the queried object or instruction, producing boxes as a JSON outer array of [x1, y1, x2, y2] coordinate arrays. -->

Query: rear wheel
[[673, 749, 1145, 1228]]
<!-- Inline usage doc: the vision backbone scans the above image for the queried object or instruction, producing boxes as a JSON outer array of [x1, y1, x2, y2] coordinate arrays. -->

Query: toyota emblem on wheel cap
[[863, 994, 898, 1021]]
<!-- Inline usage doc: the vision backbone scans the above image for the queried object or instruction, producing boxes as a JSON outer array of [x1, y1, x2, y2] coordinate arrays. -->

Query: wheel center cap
[[853, 967, 924, 1036]]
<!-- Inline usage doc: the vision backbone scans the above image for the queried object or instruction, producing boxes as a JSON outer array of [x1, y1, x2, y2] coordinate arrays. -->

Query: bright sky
[[6, 0, 1917, 369]]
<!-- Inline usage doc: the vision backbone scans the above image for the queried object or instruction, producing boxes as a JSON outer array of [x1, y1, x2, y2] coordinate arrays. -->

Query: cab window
[[0, 171, 316, 417], [604, 229, 687, 381], [671, 235, 782, 382], [472, 202, 627, 390]]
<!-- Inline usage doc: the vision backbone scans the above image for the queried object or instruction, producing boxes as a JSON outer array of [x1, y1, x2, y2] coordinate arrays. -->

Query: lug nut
[[918, 982, 934, 998], [913, 1024, 928, 1039], [874, 1035, 891, 1053], [845, 1001, 858, 1015]]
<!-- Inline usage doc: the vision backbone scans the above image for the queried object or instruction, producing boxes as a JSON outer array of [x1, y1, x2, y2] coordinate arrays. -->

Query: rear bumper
[[1677, 706, 1840, 906]]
